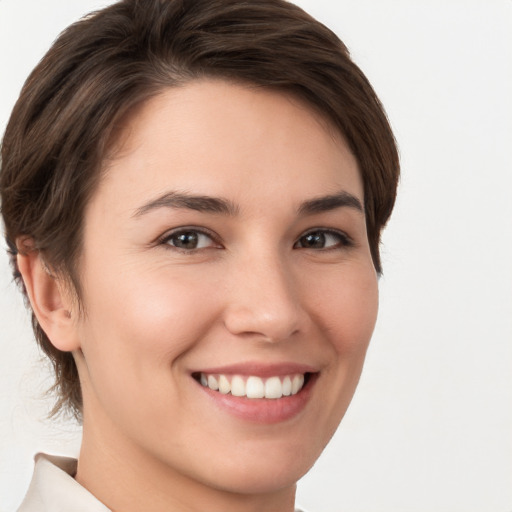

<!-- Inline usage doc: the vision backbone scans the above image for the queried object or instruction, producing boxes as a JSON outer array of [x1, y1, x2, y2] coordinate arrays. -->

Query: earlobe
[[16, 245, 81, 352]]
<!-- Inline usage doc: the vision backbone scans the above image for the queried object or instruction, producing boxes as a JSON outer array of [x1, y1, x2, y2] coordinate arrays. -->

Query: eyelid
[[294, 227, 354, 249], [155, 226, 353, 251], [157, 226, 222, 249]]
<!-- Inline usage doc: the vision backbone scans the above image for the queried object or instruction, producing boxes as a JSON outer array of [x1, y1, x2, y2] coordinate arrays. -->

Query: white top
[[18, 453, 306, 512], [17, 454, 110, 512]]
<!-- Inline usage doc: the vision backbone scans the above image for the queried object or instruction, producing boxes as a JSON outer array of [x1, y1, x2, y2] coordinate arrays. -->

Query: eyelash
[[293, 229, 354, 250], [159, 227, 221, 252], [158, 227, 354, 252]]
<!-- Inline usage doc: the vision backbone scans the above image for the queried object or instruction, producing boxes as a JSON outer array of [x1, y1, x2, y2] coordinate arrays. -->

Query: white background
[[1, 1, 511, 511]]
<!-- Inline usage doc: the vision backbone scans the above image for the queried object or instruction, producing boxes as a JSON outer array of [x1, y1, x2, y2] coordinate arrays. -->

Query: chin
[[193, 431, 328, 495]]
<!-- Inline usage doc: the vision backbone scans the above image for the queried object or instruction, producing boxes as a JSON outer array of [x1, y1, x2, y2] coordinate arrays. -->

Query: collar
[[17, 453, 110, 512]]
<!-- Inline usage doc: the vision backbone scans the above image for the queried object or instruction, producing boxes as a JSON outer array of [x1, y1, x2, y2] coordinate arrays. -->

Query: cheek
[[117, 279, 209, 356], [309, 263, 379, 357], [74, 265, 224, 437], [76, 264, 221, 390]]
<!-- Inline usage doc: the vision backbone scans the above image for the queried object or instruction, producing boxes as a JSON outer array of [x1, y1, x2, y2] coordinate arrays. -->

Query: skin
[[19, 80, 379, 512]]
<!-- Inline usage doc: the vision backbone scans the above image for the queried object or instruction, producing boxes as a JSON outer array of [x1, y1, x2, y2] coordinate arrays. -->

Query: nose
[[223, 253, 305, 343]]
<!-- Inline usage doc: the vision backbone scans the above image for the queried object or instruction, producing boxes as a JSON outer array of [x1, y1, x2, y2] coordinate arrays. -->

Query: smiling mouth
[[192, 372, 311, 399]]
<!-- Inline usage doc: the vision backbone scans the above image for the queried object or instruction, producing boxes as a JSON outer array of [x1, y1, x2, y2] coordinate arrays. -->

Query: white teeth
[[207, 375, 219, 391], [231, 375, 246, 397], [282, 376, 292, 396], [198, 372, 307, 399], [292, 374, 304, 395], [265, 376, 283, 399], [246, 376, 265, 398], [218, 374, 230, 394]]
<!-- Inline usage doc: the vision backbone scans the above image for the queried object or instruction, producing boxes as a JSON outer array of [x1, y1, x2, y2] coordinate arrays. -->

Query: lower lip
[[196, 374, 317, 424]]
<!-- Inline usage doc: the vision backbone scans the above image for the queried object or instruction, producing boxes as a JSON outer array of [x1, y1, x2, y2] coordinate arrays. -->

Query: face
[[72, 80, 378, 496]]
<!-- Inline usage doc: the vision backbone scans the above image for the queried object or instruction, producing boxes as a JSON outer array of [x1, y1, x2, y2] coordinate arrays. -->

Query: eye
[[161, 229, 219, 250], [294, 229, 352, 250]]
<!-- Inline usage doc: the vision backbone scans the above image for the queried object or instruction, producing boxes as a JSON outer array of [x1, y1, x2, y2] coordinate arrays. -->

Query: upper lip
[[191, 362, 319, 378]]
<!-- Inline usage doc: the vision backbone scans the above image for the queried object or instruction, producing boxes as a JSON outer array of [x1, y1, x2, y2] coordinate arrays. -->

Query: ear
[[17, 245, 81, 352]]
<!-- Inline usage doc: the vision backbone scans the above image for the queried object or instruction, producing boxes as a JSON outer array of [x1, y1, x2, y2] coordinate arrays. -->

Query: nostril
[[223, 305, 303, 343]]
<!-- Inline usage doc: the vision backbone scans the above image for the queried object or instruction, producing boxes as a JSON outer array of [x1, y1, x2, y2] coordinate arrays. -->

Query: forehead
[[93, 79, 362, 216]]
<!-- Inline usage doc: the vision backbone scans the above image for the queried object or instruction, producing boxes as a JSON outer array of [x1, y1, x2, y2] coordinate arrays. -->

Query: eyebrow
[[297, 191, 364, 215], [133, 189, 363, 218], [133, 191, 239, 217]]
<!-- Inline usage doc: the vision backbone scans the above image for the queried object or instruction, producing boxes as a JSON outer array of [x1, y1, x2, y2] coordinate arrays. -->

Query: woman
[[0, 0, 399, 510]]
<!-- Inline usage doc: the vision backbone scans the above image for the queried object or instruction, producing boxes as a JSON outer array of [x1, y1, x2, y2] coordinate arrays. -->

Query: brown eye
[[295, 230, 351, 249], [163, 230, 216, 250], [299, 232, 327, 248]]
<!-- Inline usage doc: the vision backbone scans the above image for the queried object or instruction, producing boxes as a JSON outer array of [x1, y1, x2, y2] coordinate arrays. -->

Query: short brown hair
[[0, 0, 399, 418]]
